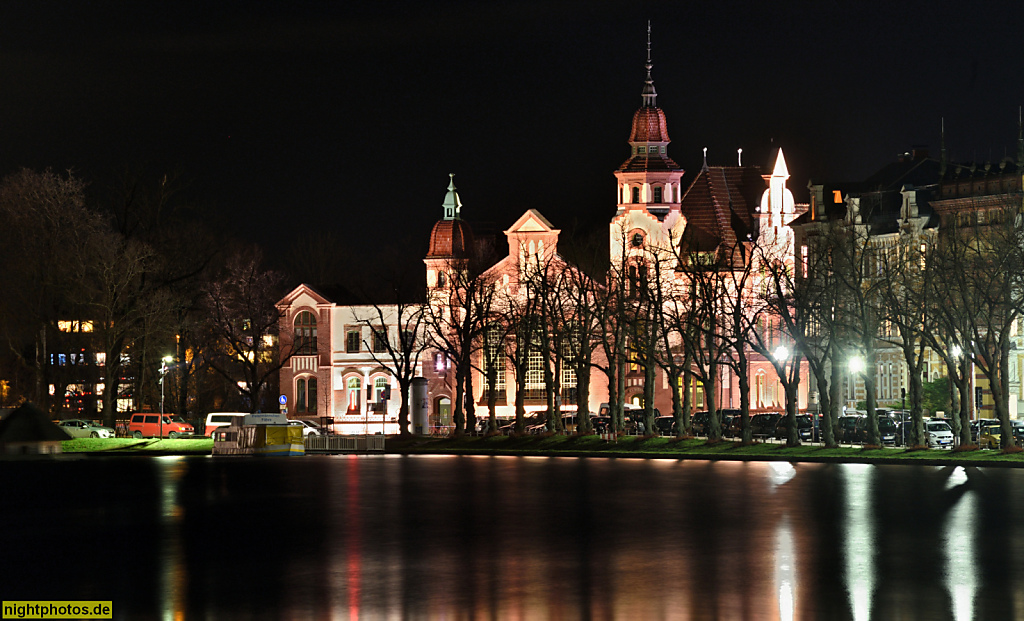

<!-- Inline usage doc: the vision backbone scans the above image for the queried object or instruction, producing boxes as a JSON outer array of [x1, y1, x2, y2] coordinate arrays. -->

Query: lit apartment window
[[346, 330, 360, 353]]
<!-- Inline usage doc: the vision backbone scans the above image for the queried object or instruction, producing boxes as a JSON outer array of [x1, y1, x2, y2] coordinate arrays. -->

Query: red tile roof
[[679, 166, 764, 259], [427, 219, 474, 259]]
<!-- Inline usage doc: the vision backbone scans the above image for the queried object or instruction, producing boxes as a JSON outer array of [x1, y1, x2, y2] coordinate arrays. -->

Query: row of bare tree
[[380, 202, 1024, 449], [0, 168, 292, 428]]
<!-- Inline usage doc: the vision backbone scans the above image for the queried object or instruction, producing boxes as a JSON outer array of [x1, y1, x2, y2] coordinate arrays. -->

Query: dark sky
[[3, 1, 1024, 273]]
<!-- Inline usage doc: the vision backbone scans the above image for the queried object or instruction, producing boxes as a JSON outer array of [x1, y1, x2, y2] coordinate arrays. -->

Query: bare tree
[[357, 295, 427, 437], [203, 246, 292, 414]]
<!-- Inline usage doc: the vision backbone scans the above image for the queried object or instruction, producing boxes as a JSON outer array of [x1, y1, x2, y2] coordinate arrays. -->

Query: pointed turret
[[614, 23, 684, 218], [441, 173, 462, 220]]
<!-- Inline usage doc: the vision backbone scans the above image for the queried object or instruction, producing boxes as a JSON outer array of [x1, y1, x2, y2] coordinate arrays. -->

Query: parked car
[[970, 419, 1000, 444], [835, 415, 860, 443], [773, 414, 816, 442], [477, 417, 513, 434], [691, 411, 712, 436], [590, 415, 612, 434], [725, 413, 746, 438], [750, 412, 783, 439], [719, 409, 742, 437], [289, 419, 322, 437], [925, 420, 954, 449], [978, 422, 1003, 450], [57, 419, 116, 438], [654, 415, 676, 436], [853, 415, 898, 445], [128, 413, 194, 439]]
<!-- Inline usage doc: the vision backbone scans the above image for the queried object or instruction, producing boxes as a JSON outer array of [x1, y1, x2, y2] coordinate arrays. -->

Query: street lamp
[[159, 355, 174, 439], [848, 356, 865, 374]]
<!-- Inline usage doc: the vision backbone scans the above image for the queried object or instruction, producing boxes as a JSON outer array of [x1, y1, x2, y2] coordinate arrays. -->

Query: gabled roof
[[678, 165, 763, 253], [505, 209, 558, 235], [276, 283, 360, 308]]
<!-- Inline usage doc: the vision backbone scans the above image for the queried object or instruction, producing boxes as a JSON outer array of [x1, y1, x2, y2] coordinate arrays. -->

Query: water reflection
[[5, 456, 1024, 618]]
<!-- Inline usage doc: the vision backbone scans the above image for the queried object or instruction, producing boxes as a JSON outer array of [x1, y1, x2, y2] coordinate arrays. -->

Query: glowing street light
[[951, 344, 963, 358], [848, 356, 865, 375], [774, 346, 790, 361]]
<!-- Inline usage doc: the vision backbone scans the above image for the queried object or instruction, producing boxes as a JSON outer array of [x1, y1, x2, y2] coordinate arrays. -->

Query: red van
[[127, 413, 194, 439]]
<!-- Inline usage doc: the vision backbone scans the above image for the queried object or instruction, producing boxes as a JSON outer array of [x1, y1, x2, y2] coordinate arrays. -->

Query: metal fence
[[305, 434, 385, 454]]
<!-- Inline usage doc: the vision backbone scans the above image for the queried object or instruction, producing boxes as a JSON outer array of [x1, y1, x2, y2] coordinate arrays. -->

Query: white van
[[205, 412, 247, 437]]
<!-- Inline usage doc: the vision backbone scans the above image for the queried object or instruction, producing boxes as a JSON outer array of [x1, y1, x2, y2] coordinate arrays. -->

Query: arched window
[[374, 377, 388, 402], [296, 377, 315, 416], [294, 311, 317, 355], [296, 377, 317, 413], [347, 377, 361, 412]]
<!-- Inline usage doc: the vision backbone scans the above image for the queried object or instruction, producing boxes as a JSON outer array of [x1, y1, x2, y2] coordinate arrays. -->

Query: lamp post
[[159, 355, 173, 438], [848, 355, 865, 410]]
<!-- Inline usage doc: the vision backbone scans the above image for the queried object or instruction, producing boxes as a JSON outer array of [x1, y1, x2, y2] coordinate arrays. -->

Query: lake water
[[2, 454, 1022, 620]]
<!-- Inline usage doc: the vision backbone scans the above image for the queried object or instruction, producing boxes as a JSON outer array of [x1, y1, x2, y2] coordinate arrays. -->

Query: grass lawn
[[62, 437, 214, 455]]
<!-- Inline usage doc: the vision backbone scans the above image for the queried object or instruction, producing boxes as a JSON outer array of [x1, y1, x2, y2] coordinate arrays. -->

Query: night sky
[[3, 2, 1024, 274]]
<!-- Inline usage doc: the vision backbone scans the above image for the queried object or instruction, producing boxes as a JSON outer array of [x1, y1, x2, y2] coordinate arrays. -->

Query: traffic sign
[[279, 395, 287, 405]]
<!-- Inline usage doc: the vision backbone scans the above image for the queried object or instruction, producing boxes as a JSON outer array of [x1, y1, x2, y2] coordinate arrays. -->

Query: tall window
[[632, 187, 640, 203], [484, 326, 506, 396], [372, 328, 388, 353], [374, 377, 388, 402], [653, 186, 662, 203], [346, 330, 360, 353], [347, 377, 361, 411], [294, 311, 317, 355], [526, 346, 544, 398], [296, 377, 317, 413]]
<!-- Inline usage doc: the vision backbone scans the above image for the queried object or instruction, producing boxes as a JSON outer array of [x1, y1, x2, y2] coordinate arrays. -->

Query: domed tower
[[613, 24, 685, 223], [425, 174, 474, 292]]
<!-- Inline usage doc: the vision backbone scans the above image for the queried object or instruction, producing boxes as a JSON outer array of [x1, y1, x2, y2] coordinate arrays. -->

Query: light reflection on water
[[8, 455, 1024, 619]]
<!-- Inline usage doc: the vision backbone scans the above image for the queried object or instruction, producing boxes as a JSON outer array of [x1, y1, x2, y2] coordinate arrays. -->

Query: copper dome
[[629, 106, 670, 143], [427, 218, 474, 259]]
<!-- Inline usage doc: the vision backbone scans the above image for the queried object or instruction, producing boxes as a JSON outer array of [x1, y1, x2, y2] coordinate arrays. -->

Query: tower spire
[[641, 21, 657, 108], [1017, 106, 1023, 167], [441, 173, 462, 221], [940, 117, 947, 176]]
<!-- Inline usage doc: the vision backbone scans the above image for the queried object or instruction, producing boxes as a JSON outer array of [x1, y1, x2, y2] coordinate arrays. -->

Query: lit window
[[374, 377, 388, 402], [294, 311, 317, 355], [833, 190, 843, 203], [347, 377, 361, 411], [638, 146, 646, 154]]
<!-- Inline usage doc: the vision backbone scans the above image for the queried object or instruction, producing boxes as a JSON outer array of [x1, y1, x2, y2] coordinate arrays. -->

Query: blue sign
[[279, 395, 287, 405]]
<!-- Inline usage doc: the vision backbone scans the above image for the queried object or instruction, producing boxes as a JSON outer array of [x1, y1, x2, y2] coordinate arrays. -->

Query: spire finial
[[641, 21, 657, 108], [737, 148, 743, 167], [940, 117, 947, 176], [442, 173, 462, 221], [702, 147, 709, 171], [1017, 106, 1023, 167]]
